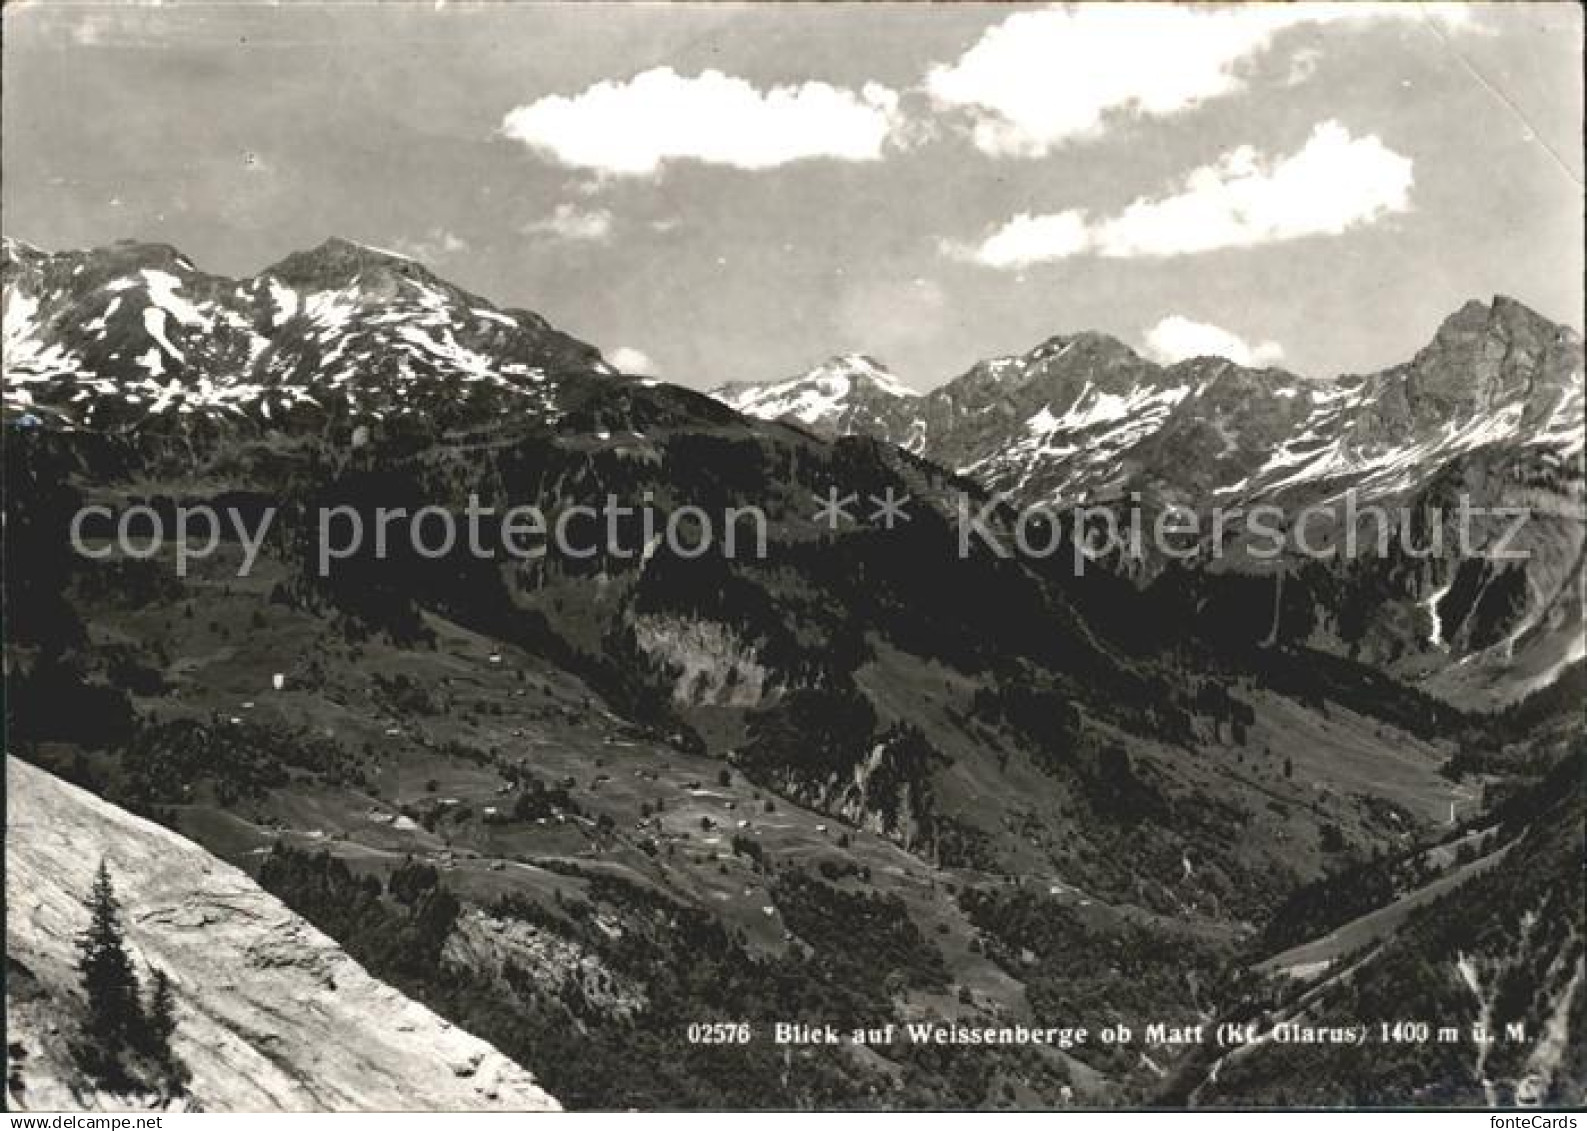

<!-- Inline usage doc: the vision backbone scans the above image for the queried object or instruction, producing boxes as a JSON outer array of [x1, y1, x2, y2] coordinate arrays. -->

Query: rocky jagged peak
[[263, 237, 438, 292], [987, 329, 1151, 400], [1489, 294, 1580, 341], [1036, 328, 1141, 361], [1410, 294, 1583, 414], [1426, 295, 1577, 357], [1431, 296, 1497, 339]]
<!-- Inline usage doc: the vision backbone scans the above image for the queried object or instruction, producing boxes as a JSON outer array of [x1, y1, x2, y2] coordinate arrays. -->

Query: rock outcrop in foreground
[[4, 756, 560, 1112]]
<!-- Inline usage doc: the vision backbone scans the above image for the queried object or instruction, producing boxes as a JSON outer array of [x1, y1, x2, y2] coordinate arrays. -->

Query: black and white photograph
[[2, 0, 1583, 1115]]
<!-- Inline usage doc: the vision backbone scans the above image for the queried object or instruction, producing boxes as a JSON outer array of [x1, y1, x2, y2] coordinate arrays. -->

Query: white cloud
[[522, 202, 613, 242], [943, 211, 1090, 269], [71, 15, 105, 46], [608, 346, 658, 376], [391, 227, 469, 261], [1143, 315, 1284, 368], [959, 121, 1413, 267], [926, 3, 1473, 157], [1096, 121, 1414, 257], [501, 67, 901, 177]]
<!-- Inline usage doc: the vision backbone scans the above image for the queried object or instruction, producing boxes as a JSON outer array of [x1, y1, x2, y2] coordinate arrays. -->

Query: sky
[[3, 1, 1582, 390]]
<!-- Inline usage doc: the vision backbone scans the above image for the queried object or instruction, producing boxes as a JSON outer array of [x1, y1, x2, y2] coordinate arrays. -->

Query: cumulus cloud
[[926, 3, 1474, 157], [391, 228, 469, 262], [522, 202, 613, 242], [501, 67, 901, 177], [957, 121, 1413, 267], [942, 211, 1090, 269], [608, 346, 658, 376], [1143, 316, 1285, 368], [1094, 121, 1414, 257]]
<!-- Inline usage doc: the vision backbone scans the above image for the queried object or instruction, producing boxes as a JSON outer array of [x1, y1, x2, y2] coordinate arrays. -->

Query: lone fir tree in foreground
[[73, 860, 186, 1092], [76, 860, 143, 1048]]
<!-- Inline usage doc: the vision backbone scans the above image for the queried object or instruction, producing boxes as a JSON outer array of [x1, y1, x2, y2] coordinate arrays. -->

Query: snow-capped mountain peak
[[710, 354, 922, 442], [799, 353, 921, 399], [2, 237, 612, 432]]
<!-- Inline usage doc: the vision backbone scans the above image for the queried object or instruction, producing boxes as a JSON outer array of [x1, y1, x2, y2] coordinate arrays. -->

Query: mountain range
[[715, 306, 1585, 710], [4, 237, 1583, 1110], [715, 301, 1582, 510], [3, 236, 610, 432]]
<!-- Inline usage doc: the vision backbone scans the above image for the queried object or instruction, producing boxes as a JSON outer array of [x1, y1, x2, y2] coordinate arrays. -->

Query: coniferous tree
[[145, 970, 177, 1053], [141, 967, 189, 1092], [76, 860, 143, 1046]]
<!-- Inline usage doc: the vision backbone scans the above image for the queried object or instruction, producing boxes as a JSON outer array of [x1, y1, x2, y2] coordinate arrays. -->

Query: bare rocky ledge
[[5, 755, 560, 1112]]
